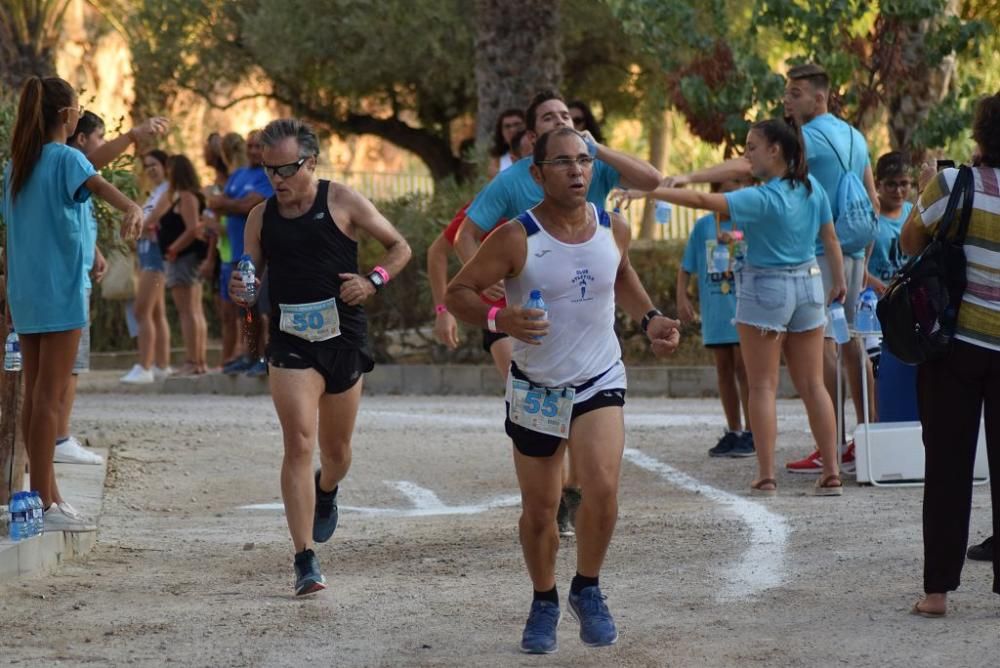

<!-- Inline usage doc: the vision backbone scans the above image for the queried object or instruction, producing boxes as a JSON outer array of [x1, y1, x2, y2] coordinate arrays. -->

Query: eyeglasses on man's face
[[264, 157, 307, 179], [535, 155, 594, 171]]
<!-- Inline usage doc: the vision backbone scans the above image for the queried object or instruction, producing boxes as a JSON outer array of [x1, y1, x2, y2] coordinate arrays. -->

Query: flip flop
[[750, 478, 777, 497], [910, 601, 946, 618], [813, 473, 843, 497]]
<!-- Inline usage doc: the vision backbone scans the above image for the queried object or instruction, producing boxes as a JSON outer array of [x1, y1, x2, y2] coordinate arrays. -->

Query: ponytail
[[9, 76, 77, 200], [752, 117, 811, 194]]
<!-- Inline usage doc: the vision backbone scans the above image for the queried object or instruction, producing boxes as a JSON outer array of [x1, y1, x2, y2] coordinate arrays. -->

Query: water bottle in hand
[[655, 201, 671, 224], [828, 301, 850, 344], [711, 243, 730, 274], [4, 330, 21, 372], [855, 287, 880, 334], [237, 254, 257, 305], [524, 290, 548, 340]]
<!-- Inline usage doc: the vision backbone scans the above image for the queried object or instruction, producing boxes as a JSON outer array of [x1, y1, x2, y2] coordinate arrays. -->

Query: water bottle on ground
[[523, 290, 548, 341], [654, 201, 671, 224], [828, 301, 850, 344], [10, 492, 29, 542], [30, 491, 44, 535], [711, 243, 730, 274], [855, 286, 880, 334], [237, 254, 257, 305], [4, 330, 21, 372]]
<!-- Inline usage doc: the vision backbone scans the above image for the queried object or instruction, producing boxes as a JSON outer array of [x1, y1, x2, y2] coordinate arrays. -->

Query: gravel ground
[[0, 392, 996, 667]]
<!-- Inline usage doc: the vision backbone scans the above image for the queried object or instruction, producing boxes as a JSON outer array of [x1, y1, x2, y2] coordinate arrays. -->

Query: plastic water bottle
[[828, 302, 850, 344], [855, 287, 880, 334], [654, 200, 671, 224], [237, 254, 257, 305], [4, 330, 21, 372], [9, 492, 29, 541], [523, 289, 548, 340], [30, 491, 44, 536], [711, 243, 730, 274]]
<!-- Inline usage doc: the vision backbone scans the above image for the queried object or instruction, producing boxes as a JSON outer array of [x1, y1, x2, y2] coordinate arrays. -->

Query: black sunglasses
[[263, 157, 307, 178]]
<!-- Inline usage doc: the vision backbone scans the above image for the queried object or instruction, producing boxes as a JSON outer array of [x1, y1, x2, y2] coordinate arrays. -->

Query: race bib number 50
[[509, 379, 575, 438], [279, 297, 341, 342]]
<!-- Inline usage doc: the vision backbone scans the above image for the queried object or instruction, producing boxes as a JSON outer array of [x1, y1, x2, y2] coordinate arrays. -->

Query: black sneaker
[[967, 535, 994, 562], [313, 470, 339, 544], [708, 431, 741, 457], [727, 431, 755, 458], [293, 549, 327, 596]]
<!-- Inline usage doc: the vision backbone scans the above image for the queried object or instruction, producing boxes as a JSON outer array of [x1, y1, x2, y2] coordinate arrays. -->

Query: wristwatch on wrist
[[641, 308, 663, 333], [367, 271, 385, 292]]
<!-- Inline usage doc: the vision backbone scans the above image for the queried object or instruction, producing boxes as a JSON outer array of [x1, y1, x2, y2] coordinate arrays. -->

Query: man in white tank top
[[446, 128, 680, 654]]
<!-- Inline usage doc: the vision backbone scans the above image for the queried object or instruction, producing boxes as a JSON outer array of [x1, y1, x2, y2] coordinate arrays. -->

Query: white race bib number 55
[[509, 379, 575, 438], [279, 297, 341, 342]]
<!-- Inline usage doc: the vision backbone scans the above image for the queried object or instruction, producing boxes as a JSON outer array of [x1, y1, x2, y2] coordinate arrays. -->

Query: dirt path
[[0, 394, 995, 667]]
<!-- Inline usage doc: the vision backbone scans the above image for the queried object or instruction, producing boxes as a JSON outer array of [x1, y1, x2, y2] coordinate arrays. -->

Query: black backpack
[[876, 165, 975, 365]]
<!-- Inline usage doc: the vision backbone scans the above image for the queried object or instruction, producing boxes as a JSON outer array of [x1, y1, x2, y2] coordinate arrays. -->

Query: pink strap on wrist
[[435, 303, 448, 315], [487, 306, 501, 333], [372, 266, 390, 283]]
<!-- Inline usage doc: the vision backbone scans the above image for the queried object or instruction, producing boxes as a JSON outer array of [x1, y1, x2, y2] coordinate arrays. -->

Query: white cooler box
[[853, 421, 990, 486]]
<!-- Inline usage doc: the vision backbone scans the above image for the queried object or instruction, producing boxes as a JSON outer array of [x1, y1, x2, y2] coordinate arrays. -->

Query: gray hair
[[260, 118, 320, 158]]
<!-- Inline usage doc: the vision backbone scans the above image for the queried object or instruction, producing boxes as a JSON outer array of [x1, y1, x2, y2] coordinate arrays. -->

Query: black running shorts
[[481, 328, 510, 353], [505, 388, 626, 458], [268, 338, 374, 394]]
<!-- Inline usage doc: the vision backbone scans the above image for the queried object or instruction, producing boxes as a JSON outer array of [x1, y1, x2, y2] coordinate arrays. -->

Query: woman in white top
[[488, 109, 526, 178]]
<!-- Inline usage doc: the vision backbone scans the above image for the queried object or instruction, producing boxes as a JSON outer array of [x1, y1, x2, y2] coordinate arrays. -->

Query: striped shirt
[[917, 166, 1000, 351]]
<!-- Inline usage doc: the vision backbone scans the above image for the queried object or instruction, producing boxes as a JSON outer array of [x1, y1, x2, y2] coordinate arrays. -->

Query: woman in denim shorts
[[645, 118, 847, 497]]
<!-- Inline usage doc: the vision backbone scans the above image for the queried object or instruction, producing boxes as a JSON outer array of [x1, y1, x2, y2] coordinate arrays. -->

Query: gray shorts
[[74, 291, 91, 374], [734, 261, 826, 334], [165, 253, 201, 288], [817, 253, 865, 335]]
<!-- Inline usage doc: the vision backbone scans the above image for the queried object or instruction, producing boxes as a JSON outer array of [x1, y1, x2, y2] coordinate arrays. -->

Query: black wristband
[[641, 308, 663, 333]]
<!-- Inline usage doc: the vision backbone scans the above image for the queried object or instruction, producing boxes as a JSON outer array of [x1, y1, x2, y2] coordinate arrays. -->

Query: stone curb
[[0, 451, 107, 583], [78, 366, 799, 398]]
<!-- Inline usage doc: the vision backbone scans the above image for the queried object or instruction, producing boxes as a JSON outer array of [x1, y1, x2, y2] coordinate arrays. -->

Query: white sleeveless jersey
[[505, 204, 624, 393]]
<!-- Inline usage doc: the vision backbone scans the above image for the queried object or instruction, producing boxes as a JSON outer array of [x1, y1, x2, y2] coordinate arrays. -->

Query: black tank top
[[261, 180, 367, 349], [157, 193, 207, 258]]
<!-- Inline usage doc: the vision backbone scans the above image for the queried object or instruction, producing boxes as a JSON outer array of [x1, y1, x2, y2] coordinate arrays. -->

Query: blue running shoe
[[313, 470, 339, 543], [520, 600, 560, 654], [293, 549, 326, 596], [568, 586, 618, 647], [727, 431, 755, 458], [244, 358, 268, 377], [222, 355, 251, 375]]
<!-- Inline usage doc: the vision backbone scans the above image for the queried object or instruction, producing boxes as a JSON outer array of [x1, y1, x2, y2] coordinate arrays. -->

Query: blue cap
[[530, 289, 542, 300]]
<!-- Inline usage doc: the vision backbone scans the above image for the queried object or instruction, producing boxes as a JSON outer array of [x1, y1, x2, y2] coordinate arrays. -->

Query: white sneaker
[[43, 503, 96, 532], [152, 365, 173, 381], [120, 364, 155, 384], [53, 436, 104, 465]]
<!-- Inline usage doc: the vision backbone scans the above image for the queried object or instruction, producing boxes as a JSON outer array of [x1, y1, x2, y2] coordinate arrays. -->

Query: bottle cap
[[529, 289, 542, 300]]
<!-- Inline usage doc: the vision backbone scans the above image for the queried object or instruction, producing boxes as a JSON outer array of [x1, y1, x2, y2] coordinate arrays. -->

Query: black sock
[[294, 548, 314, 563], [315, 471, 338, 497], [533, 586, 558, 605], [571, 573, 599, 595]]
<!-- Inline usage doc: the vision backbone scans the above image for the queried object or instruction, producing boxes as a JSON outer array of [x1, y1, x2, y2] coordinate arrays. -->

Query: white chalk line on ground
[[622, 448, 790, 601], [240, 481, 522, 518]]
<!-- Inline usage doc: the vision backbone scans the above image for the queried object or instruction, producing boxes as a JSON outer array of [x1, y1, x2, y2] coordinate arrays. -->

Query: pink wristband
[[372, 266, 390, 283], [435, 303, 448, 315], [487, 306, 502, 333]]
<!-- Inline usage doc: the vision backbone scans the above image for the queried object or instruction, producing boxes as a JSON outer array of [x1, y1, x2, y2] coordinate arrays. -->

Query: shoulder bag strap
[[932, 166, 972, 243], [952, 165, 976, 245]]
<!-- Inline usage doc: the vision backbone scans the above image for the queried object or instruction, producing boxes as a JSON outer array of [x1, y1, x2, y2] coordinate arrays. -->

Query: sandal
[[813, 473, 843, 497], [750, 478, 777, 497], [910, 600, 946, 618]]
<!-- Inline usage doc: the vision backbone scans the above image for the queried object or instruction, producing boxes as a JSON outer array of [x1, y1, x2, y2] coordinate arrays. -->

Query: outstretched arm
[[87, 117, 169, 170], [667, 157, 753, 187]]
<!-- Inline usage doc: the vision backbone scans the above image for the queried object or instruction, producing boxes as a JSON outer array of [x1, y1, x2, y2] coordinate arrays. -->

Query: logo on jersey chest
[[571, 268, 596, 302]]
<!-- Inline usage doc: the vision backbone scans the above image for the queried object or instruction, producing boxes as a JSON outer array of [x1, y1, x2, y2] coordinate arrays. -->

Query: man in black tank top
[[447, 128, 680, 653], [229, 119, 411, 597]]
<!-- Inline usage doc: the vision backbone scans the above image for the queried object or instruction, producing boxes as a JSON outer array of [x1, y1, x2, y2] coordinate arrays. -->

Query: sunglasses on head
[[263, 157, 307, 178]]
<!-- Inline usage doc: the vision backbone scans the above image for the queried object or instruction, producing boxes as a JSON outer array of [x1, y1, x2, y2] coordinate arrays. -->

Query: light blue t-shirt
[[868, 200, 913, 283], [81, 201, 97, 290], [2, 143, 97, 333], [466, 157, 620, 232], [681, 213, 742, 346], [724, 175, 832, 268], [802, 113, 871, 259], [224, 166, 273, 261]]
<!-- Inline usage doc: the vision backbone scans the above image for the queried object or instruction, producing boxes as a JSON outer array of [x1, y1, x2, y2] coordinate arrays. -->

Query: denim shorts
[[137, 238, 165, 273], [734, 261, 826, 334]]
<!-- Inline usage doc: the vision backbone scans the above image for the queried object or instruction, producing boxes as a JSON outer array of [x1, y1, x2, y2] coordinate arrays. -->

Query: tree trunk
[[0, 1, 70, 92], [0, 275, 26, 506], [640, 110, 670, 240], [474, 0, 563, 148], [884, 0, 960, 158]]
